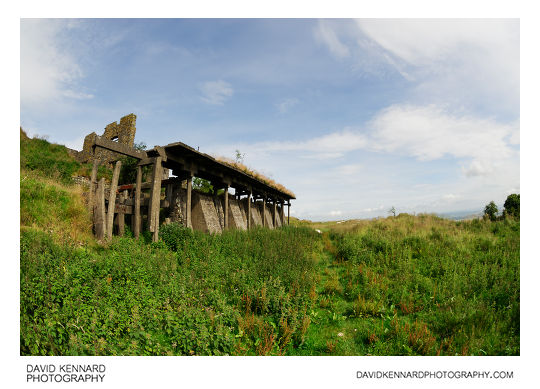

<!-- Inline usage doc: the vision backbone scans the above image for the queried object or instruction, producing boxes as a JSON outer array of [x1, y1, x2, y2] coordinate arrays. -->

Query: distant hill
[[436, 210, 483, 221]]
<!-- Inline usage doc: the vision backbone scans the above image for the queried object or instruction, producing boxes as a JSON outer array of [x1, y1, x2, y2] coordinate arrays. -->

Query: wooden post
[[287, 202, 290, 225], [262, 198, 266, 227], [186, 175, 192, 229], [247, 191, 252, 230], [224, 184, 229, 229], [94, 178, 106, 240], [148, 157, 163, 242], [88, 160, 99, 211], [106, 161, 122, 240], [134, 165, 142, 239], [117, 190, 127, 236]]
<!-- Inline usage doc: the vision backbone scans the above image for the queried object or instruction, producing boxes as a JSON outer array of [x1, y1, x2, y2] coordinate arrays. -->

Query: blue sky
[[20, 18, 520, 221]]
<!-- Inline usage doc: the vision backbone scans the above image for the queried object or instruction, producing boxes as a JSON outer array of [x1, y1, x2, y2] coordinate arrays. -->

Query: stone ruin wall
[[76, 114, 137, 167], [73, 113, 168, 178]]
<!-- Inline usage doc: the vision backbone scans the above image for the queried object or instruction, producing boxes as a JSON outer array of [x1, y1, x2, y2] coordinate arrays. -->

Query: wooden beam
[[134, 165, 142, 239], [94, 136, 147, 159], [148, 157, 163, 242], [153, 146, 168, 162], [117, 190, 128, 236], [88, 160, 99, 211], [120, 198, 169, 209], [94, 178, 106, 240], [105, 161, 122, 240], [138, 157, 156, 166]]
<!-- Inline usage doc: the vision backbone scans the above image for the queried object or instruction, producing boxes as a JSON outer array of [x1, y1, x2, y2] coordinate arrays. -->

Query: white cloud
[[227, 103, 518, 178], [276, 98, 299, 113], [316, 19, 519, 115], [20, 19, 91, 108], [338, 164, 363, 176], [366, 104, 519, 177], [315, 20, 350, 59], [356, 19, 518, 68], [237, 128, 367, 159], [199, 80, 234, 105], [62, 90, 94, 100]]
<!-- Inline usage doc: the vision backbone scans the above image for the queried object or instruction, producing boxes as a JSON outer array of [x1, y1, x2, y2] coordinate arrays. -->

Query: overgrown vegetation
[[21, 226, 319, 355], [20, 130, 519, 356], [290, 215, 519, 356], [20, 128, 81, 184]]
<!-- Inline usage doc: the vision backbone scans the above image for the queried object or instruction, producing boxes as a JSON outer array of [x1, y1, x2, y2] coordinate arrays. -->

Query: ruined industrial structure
[[82, 114, 295, 241]]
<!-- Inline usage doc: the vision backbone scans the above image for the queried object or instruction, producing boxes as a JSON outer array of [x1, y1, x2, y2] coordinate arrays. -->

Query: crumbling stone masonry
[[76, 114, 137, 167]]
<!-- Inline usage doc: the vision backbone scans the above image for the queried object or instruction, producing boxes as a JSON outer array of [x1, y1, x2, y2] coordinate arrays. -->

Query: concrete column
[[148, 157, 163, 242], [247, 191, 252, 230], [186, 175, 192, 229], [134, 165, 142, 239], [106, 160, 122, 241], [262, 198, 266, 227], [167, 183, 173, 213], [224, 184, 229, 229], [272, 199, 277, 227], [287, 202, 290, 225]]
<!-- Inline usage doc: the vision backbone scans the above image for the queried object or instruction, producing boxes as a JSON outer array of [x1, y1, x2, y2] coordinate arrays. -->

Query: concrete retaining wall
[[169, 186, 287, 233]]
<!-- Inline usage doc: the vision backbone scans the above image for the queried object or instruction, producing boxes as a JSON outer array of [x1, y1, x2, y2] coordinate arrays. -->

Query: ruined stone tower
[[76, 113, 137, 166]]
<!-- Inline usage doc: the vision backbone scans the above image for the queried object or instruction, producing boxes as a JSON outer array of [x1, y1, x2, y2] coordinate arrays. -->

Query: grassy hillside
[[291, 215, 519, 355], [19, 130, 519, 356]]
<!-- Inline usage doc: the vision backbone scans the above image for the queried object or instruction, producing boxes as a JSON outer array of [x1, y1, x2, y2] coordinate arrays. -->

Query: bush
[[483, 201, 498, 221]]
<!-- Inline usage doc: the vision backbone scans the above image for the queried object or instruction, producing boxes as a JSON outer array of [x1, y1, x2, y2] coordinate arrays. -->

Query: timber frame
[[88, 136, 295, 241]]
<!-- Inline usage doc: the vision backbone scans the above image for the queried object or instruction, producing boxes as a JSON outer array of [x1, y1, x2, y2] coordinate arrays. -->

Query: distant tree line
[[483, 194, 520, 221]]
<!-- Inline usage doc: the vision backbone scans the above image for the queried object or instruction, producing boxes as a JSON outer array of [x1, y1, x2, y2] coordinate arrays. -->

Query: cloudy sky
[[20, 18, 519, 221]]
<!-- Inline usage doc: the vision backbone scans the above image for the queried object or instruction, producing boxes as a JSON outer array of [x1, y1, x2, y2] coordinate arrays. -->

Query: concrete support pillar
[[148, 157, 163, 242], [224, 184, 229, 229], [287, 202, 290, 225], [272, 199, 277, 227], [280, 200, 285, 226], [186, 175, 192, 229], [166, 183, 173, 213], [94, 178, 106, 240], [106, 160, 122, 241], [134, 165, 142, 239], [247, 191, 252, 230], [262, 198, 266, 227]]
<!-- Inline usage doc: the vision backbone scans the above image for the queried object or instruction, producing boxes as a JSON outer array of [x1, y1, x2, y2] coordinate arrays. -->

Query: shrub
[[483, 201, 498, 221]]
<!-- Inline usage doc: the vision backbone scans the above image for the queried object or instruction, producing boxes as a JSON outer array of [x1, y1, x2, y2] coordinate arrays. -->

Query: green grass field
[[19, 131, 520, 355]]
